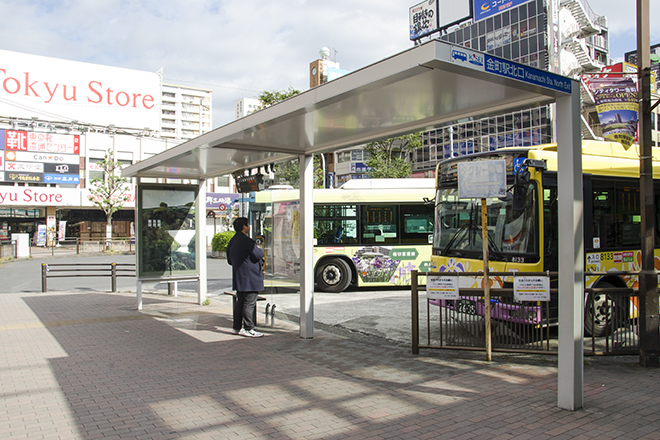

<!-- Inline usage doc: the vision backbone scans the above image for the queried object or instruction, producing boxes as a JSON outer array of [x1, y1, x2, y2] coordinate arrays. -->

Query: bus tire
[[584, 281, 619, 337], [315, 258, 351, 293]]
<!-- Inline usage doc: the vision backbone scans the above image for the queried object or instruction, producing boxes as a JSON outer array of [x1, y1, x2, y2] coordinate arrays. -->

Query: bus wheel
[[585, 281, 617, 337], [316, 258, 351, 293]]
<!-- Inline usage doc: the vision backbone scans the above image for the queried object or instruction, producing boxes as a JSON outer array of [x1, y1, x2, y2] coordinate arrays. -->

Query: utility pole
[[636, 0, 659, 367]]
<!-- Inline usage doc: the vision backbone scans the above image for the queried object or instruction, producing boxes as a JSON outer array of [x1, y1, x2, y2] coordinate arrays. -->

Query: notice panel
[[427, 275, 460, 300]]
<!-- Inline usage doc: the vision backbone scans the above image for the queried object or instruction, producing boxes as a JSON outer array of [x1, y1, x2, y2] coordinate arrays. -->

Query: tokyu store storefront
[[0, 48, 176, 245]]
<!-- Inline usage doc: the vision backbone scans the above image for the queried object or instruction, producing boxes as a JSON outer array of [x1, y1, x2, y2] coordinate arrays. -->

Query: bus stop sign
[[457, 160, 507, 199]]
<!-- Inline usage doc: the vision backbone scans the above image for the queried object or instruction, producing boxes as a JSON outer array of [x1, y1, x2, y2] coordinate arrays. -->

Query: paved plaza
[[2, 286, 660, 440]]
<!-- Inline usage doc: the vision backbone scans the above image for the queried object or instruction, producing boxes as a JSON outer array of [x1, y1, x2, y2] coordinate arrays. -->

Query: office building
[[410, 0, 611, 175]]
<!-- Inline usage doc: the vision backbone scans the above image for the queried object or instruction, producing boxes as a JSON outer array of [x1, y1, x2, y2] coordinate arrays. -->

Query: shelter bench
[[224, 291, 266, 325]]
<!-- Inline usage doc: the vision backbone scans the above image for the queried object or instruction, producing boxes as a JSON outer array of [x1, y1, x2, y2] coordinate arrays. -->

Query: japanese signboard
[[473, 0, 532, 23], [410, 0, 438, 40]]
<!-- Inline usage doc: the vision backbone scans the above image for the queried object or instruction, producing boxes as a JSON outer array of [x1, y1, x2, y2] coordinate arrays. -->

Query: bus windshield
[[434, 185, 538, 259]]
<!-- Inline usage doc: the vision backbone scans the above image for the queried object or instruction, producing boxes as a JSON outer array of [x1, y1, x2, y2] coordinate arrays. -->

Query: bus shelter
[[123, 40, 583, 410]]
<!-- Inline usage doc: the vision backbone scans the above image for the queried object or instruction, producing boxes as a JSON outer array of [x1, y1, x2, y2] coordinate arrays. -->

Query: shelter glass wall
[[137, 184, 199, 277]]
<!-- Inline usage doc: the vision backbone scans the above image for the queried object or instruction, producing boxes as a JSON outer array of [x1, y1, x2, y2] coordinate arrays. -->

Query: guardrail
[[41, 262, 136, 293], [30, 238, 135, 257]]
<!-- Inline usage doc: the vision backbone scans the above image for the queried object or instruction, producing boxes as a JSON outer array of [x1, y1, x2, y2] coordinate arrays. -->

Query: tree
[[87, 149, 131, 250], [256, 87, 301, 110], [255, 87, 324, 188], [364, 133, 422, 178], [273, 156, 325, 189]]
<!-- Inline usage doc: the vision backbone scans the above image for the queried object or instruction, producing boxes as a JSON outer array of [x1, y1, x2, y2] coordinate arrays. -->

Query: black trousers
[[233, 291, 259, 331]]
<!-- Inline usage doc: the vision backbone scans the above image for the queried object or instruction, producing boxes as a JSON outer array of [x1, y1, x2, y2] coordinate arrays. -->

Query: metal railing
[[41, 262, 136, 292], [411, 270, 557, 355], [411, 270, 645, 356], [30, 238, 135, 257]]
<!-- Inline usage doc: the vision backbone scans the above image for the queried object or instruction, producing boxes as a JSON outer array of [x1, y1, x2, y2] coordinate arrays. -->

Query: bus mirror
[[512, 166, 531, 211]]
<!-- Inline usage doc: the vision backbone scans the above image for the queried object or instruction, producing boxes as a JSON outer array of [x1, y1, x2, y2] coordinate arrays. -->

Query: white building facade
[[160, 84, 212, 141]]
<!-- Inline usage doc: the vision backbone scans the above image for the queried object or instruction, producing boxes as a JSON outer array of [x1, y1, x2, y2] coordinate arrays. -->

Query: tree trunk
[[105, 215, 112, 251]]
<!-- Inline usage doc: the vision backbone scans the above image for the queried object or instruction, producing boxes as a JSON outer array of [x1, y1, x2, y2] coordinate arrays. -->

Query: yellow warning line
[[0, 309, 225, 331]]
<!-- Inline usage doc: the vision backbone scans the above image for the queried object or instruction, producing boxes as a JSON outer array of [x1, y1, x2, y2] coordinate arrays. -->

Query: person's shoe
[[243, 329, 263, 338], [232, 328, 246, 336]]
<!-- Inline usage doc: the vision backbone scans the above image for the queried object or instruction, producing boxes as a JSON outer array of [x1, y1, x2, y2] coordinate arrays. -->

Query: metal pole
[[636, 0, 659, 367], [481, 198, 492, 361], [412, 270, 419, 355], [111, 262, 117, 292]]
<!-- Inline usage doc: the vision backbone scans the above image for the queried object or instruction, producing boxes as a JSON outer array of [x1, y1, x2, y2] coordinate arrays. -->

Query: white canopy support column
[[198, 178, 207, 305], [299, 154, 314, 338], [556, 81, 584, 410]]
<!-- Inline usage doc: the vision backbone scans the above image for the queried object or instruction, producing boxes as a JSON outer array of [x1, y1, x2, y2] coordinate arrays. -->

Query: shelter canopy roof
[[123, 40, 571, 180]]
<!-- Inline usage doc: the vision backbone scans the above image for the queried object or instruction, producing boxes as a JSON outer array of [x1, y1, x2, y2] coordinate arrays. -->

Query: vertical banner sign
[[58, 220, 67, 241], [590, 77, 639, 149], [37, 224, 47, 247], [409, 0, 438, 41]]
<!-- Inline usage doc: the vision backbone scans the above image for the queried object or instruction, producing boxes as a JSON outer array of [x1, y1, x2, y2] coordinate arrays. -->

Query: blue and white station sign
[[447, 45, 572, 94]]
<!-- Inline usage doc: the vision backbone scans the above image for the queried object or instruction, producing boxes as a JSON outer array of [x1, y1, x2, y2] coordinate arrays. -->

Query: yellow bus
[[254, 178, 435, 292], [431, 140, 660, 336]]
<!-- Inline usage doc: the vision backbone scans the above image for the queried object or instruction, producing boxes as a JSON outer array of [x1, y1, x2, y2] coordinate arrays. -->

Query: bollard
[[111, 263, 117, 292], [41, 263, 48, 293]]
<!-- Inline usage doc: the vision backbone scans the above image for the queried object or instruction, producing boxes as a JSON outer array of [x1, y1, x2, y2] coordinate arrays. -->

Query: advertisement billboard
[[410, 0, 439, 40], [438, 1, 471, 30], [473, 0, 532, 23], [2, 130, 81, 184], [0, 49, 160, 130]]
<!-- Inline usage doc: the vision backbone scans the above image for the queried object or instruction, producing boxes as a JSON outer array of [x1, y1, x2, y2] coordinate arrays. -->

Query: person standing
[[226, 217, 264, 338]]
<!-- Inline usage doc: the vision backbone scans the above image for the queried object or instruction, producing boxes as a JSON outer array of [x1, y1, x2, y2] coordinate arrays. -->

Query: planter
[[211, 250, 226, 259]]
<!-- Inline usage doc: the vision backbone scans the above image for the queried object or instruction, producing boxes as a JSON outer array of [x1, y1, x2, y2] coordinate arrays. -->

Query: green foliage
[[274, 156, 325, 189], [256, 87, 301, 110], [364, 133, 422, 178], [212, 231, 235, 252], [202, 298, 211, 306]]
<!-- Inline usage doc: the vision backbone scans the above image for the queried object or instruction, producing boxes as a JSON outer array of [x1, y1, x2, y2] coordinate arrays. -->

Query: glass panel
[[591, 183, 616, 248], [435, 185, 538, 258], [139, 186, 197, 276], [401, 204, 434, 244], [314, 204, 358, 245], [618, 184, 640, 247], [361, 205, 398, 244]]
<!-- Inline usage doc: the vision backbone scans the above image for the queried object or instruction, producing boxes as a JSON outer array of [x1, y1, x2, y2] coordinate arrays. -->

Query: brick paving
[[1, 290, 660, 440]]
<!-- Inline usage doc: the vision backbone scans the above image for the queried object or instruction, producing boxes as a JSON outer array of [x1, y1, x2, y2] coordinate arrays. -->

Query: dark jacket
[[226, 231, 264, 292]]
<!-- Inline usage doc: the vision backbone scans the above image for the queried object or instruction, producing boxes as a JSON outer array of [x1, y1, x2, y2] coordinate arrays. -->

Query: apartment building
[[161, 84, 213, 141]]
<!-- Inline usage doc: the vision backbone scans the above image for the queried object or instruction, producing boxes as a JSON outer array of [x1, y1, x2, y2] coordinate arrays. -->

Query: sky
[[0, 0, 657, 128]]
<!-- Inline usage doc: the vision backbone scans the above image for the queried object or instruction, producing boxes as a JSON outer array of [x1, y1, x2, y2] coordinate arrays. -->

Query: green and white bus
[[254, 179, 435, 292]]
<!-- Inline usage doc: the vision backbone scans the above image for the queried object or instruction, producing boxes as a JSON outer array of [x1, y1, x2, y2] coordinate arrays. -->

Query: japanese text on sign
[[427, 276, 459, 300], [513, 276, 550, 301]]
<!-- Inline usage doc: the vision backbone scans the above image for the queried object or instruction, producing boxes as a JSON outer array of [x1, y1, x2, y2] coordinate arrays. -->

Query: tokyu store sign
[[0, 186, 80, 206], [0, 49, 160, 129]]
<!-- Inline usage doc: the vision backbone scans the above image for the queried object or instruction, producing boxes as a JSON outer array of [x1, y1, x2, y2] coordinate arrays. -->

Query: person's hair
[[233, 217, 249, 232]]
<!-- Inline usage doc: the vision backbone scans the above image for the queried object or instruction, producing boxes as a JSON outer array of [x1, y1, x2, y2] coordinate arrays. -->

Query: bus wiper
[[441, 223, 469, 255]]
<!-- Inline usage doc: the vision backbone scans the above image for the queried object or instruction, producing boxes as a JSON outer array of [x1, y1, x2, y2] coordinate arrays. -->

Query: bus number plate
[[456, 299, 477, 315]]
